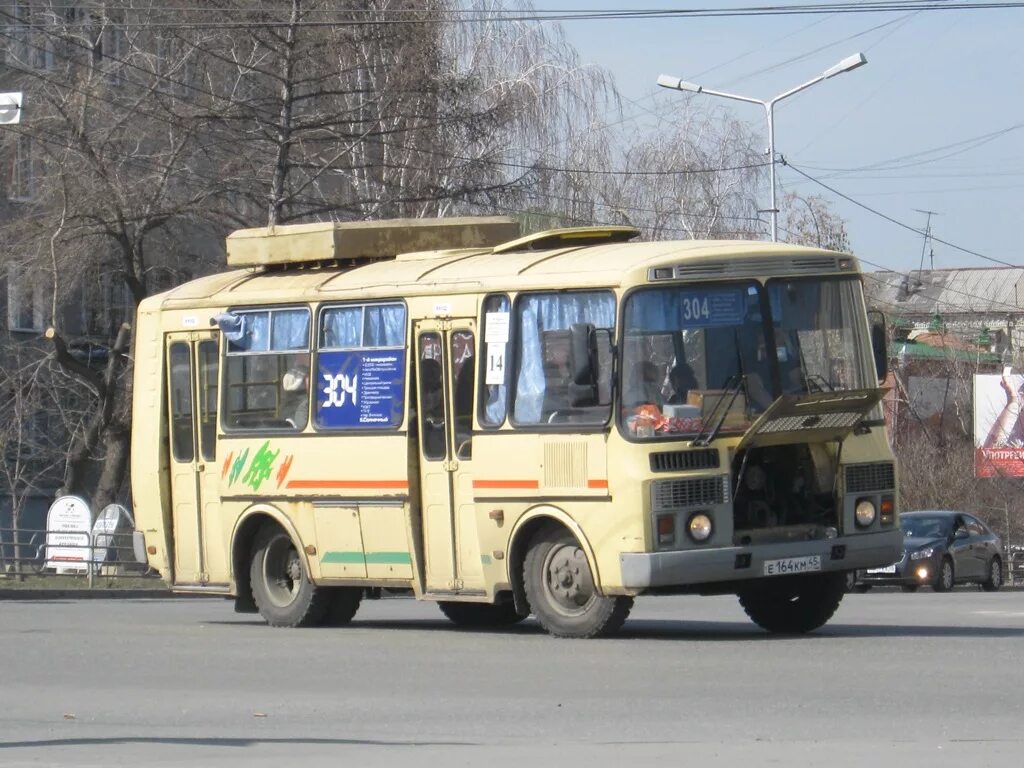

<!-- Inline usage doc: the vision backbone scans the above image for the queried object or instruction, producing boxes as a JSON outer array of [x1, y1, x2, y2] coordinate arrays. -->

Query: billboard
[[974, 372, 1024, 477]]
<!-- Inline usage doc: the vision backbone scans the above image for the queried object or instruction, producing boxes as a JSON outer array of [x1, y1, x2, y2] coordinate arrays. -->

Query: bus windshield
[[621, 277, 873, 439]]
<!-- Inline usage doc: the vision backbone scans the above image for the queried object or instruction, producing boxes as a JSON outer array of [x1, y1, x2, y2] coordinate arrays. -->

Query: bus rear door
[[164, 332, 226, 586]]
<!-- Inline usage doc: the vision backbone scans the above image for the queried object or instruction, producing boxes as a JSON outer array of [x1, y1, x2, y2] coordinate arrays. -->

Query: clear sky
[[530, 1, 1024, 274]]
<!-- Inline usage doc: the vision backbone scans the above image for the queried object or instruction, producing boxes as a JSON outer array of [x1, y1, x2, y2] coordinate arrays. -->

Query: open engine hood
[[735, 387, 887, 451]]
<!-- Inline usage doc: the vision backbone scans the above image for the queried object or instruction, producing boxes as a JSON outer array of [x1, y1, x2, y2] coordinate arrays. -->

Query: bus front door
[[414, 321, 484, 594], [165, 332, 226, 586]]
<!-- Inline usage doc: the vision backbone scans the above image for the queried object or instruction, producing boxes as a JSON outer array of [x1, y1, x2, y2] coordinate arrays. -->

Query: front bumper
[[857, 552, 937, 587], [620, 529, 903, 590]]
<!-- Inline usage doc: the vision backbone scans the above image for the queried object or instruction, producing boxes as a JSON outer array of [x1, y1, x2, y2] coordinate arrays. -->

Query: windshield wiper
[[691, 373, 746, 448]]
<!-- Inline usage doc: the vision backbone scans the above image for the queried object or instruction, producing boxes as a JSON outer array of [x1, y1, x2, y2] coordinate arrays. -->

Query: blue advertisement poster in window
[[316, 350, 405, 428]]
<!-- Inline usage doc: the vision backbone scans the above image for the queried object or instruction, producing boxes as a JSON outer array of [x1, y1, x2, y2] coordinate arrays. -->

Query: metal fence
[[1009, 548, 1024, 587], [0, 526, 159, 586]]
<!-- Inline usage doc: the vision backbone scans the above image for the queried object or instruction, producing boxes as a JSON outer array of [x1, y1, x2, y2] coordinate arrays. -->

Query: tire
[[901, 584, 919, 593], [324, 587, 363, 626], [523, 524, 633, 638], [737, 573, 846, 634], [933, 558, 955, 592], [249, 525, 330, 627], [981, 558, 1003, 592], [438, 600, 526, 627]]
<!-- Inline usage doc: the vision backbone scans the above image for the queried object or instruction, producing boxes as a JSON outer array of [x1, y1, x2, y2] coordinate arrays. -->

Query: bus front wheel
[[737, 573, 845, 634], [523, 525, 632, 638], [250, 525, 330, 627]]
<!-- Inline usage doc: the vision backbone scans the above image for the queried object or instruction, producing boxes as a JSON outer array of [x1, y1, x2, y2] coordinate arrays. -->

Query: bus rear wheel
[[523, 525, 632, 638], [250, 525, 329, 627], [737, 573, 845, 634], [438, 600, 525, 627]]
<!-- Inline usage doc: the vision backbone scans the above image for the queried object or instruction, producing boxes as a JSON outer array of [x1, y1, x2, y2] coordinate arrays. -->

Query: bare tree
[[780, 192, 850, 252]]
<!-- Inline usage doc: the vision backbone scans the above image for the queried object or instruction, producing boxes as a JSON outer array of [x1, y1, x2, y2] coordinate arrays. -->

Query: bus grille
[[663, 256, 843, 280], [650, 449, 720, 472], [845, 462, 895, 493], [651, 476, 727, 512]]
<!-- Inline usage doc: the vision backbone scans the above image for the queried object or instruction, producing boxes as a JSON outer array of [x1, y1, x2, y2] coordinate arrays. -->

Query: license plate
[[763, 555, 821, 577], [866, 564, 897, 574]]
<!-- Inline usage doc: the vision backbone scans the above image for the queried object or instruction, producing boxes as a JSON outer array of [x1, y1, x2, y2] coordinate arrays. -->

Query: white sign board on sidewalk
[[45, 496, 92, 573], [90, 503, 134, 563]]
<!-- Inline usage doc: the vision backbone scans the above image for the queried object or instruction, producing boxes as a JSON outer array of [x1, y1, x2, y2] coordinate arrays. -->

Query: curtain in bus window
[[271, 309, 309, 350], [226, 311, 269, 353], [364, 304, 405, 347], [513, 292, 614, 424], [321, 306, 362, 348]]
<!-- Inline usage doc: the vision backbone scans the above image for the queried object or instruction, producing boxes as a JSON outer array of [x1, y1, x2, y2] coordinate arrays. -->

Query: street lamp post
[[657, 53, 867, 242]]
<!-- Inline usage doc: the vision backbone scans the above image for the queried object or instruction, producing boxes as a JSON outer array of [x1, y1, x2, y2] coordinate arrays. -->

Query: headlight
[[855, 499, 877, 528], [687, 513, 713, 542], [910, 547, 935, 561]]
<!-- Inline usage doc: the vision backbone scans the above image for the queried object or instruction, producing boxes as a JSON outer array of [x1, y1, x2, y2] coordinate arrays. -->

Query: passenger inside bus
[[281, 362, 309, 430]]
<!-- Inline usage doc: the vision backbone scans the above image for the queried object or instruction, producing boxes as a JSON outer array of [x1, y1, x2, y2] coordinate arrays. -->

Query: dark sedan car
[[851, 510, 1004, 592]]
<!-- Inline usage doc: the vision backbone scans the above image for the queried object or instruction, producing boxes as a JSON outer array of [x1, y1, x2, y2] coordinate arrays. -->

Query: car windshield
[[900, 516, 951, 539], [619, 276, 875, 439]]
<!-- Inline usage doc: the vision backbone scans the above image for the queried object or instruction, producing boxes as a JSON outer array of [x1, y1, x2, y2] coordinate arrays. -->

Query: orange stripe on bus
[[473, 479, 540, 490], [286, 479, 409, 490], [588, 479, 609, 489]]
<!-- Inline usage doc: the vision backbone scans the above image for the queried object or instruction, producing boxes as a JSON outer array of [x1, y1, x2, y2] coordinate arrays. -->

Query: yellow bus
[[131, 217, 902, 638]]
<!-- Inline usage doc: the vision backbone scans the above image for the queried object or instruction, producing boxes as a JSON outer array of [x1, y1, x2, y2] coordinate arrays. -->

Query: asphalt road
[[2, 590, 1023, 767]]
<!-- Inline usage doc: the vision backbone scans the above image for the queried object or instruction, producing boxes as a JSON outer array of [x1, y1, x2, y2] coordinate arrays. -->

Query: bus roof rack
[[491, 225, 640, 254], [226, 216, 521, 269]]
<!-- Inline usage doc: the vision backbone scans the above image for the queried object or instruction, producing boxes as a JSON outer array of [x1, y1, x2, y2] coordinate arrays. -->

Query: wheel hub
[[263, 536, 302, 608], [543, 543, 595, 616]]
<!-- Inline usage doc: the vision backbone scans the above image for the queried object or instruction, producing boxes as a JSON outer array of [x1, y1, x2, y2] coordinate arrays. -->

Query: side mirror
[[568, 322, 598, 407], [954, 527, 969, 540], [868, 310, 888, 383]]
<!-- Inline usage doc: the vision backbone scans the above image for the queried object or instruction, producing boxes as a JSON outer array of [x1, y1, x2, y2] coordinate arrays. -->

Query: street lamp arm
[[769, 74, 826, 108], [686, 86, 765, 107]]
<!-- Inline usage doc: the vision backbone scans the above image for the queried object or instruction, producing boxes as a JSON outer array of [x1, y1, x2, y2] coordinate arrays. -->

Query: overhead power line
[[785, 163, 1020, 268], [3, 2, 1024, 28]]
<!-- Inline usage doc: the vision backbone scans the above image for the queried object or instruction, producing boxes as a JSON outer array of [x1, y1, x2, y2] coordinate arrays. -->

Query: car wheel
[[933, 558, 955, 592], [981, 558, 1003, 592], [737, 573, 846, 634], [523, 524, 633, 638]]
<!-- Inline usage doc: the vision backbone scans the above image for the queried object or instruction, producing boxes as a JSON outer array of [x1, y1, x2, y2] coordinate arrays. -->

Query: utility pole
[[915, 209, 940, 275]]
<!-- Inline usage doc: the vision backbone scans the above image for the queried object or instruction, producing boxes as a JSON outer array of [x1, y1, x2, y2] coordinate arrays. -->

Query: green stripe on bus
[[321, 551, 412, 565]]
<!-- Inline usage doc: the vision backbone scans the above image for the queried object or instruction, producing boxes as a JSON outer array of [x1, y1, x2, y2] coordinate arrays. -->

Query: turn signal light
[[657, 515, 675, 545], [880, 496, 895, 525]]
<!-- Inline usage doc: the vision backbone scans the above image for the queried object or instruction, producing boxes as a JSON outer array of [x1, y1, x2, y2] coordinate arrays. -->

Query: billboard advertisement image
[[974, 372, 1024, 477]]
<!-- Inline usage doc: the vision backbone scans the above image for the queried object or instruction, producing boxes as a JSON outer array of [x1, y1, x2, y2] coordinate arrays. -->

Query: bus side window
[[419, 334, 446, 460], [451, 331, 475, 459], [223, 308, 310, 431], [480, 295, 510, 427]]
